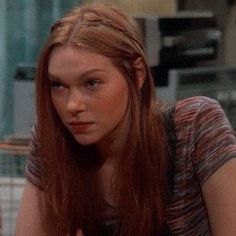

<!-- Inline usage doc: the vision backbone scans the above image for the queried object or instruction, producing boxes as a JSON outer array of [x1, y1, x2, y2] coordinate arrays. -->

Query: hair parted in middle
[[35, 3, 169, 235]]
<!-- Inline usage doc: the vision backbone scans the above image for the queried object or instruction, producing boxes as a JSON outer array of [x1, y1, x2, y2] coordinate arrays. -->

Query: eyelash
[[49, 79, 101, 91], [50, 80, 64, 89], [86, 79, 100, 89]]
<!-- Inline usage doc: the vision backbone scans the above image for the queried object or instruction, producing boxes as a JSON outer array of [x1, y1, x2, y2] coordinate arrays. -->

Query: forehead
[[48, 45, 116, 75]]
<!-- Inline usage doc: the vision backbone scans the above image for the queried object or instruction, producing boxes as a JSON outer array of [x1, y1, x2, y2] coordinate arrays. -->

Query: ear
[[133, 57, 146, 89]]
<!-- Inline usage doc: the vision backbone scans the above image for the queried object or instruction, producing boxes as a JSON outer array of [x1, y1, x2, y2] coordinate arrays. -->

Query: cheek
[[99, 88, 129, 120], [51, 95, 65, 118]]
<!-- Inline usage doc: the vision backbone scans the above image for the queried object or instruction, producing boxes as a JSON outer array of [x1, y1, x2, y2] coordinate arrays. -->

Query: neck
[[97, 136, 125, 165], [97, 116, 129, 164]]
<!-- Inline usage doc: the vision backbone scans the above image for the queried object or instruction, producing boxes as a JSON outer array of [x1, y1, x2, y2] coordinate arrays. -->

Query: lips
[[67, 121, 93, 133]]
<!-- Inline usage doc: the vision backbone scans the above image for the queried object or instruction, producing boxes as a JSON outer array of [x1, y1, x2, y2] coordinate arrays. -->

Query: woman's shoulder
[[159, 96, 219, 116], [174, 96, 222, 125], [175, 96, 220, 112], [157, 96, 227, 132]]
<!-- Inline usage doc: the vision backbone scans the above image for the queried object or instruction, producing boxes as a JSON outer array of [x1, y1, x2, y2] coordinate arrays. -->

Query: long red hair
[[35, 3, 169, 235]]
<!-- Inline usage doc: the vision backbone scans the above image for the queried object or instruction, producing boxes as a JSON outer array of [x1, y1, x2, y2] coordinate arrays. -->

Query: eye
[[50, 80, 64, 90], [86, 79, 100, 89]]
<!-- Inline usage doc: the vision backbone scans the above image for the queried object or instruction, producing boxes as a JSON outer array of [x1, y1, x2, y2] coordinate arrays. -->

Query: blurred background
[[0, 0, 236, 235], [0, 0, 80, 139]]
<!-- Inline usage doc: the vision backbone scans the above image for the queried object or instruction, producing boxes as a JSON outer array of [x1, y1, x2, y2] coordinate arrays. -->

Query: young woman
[[15, 3, 236, 236]]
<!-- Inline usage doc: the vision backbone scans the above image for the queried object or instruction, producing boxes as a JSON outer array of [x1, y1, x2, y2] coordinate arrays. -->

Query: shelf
[[0, 143, 30, 155]]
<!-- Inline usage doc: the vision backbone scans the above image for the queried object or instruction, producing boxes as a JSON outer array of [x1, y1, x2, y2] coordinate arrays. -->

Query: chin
[[72, 134, 100, 146]]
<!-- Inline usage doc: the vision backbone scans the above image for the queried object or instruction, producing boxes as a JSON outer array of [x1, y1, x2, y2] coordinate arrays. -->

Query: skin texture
[[48, 46, 130, 158], [15, 181, 45, 236], [202, 158, 236, 235], [15, 181, 84, 236]]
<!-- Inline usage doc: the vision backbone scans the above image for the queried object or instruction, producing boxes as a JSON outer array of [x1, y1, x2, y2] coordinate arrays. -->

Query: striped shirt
[[166, 96, 236, 235], [25, 96, 236, 235]]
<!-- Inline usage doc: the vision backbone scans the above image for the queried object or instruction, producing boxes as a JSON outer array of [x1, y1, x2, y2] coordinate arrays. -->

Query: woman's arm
[[183, 97, 236, 235], [15, 180, 45, 236], [202, 158, 236, 236]]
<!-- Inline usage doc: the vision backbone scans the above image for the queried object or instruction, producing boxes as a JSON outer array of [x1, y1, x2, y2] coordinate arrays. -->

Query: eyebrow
[[48, 68, 107, 81]]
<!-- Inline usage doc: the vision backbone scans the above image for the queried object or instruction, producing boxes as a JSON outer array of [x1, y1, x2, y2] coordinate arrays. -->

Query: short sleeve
[[25, 123, 43, 189], [190, 97, 236, 186]]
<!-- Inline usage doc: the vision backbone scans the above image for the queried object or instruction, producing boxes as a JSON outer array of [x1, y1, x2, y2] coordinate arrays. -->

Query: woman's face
[[48, 46, 129, 147]]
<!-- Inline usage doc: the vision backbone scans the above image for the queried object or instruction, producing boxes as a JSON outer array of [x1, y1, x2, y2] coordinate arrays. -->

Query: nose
[[66, 89, 86, 115]]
